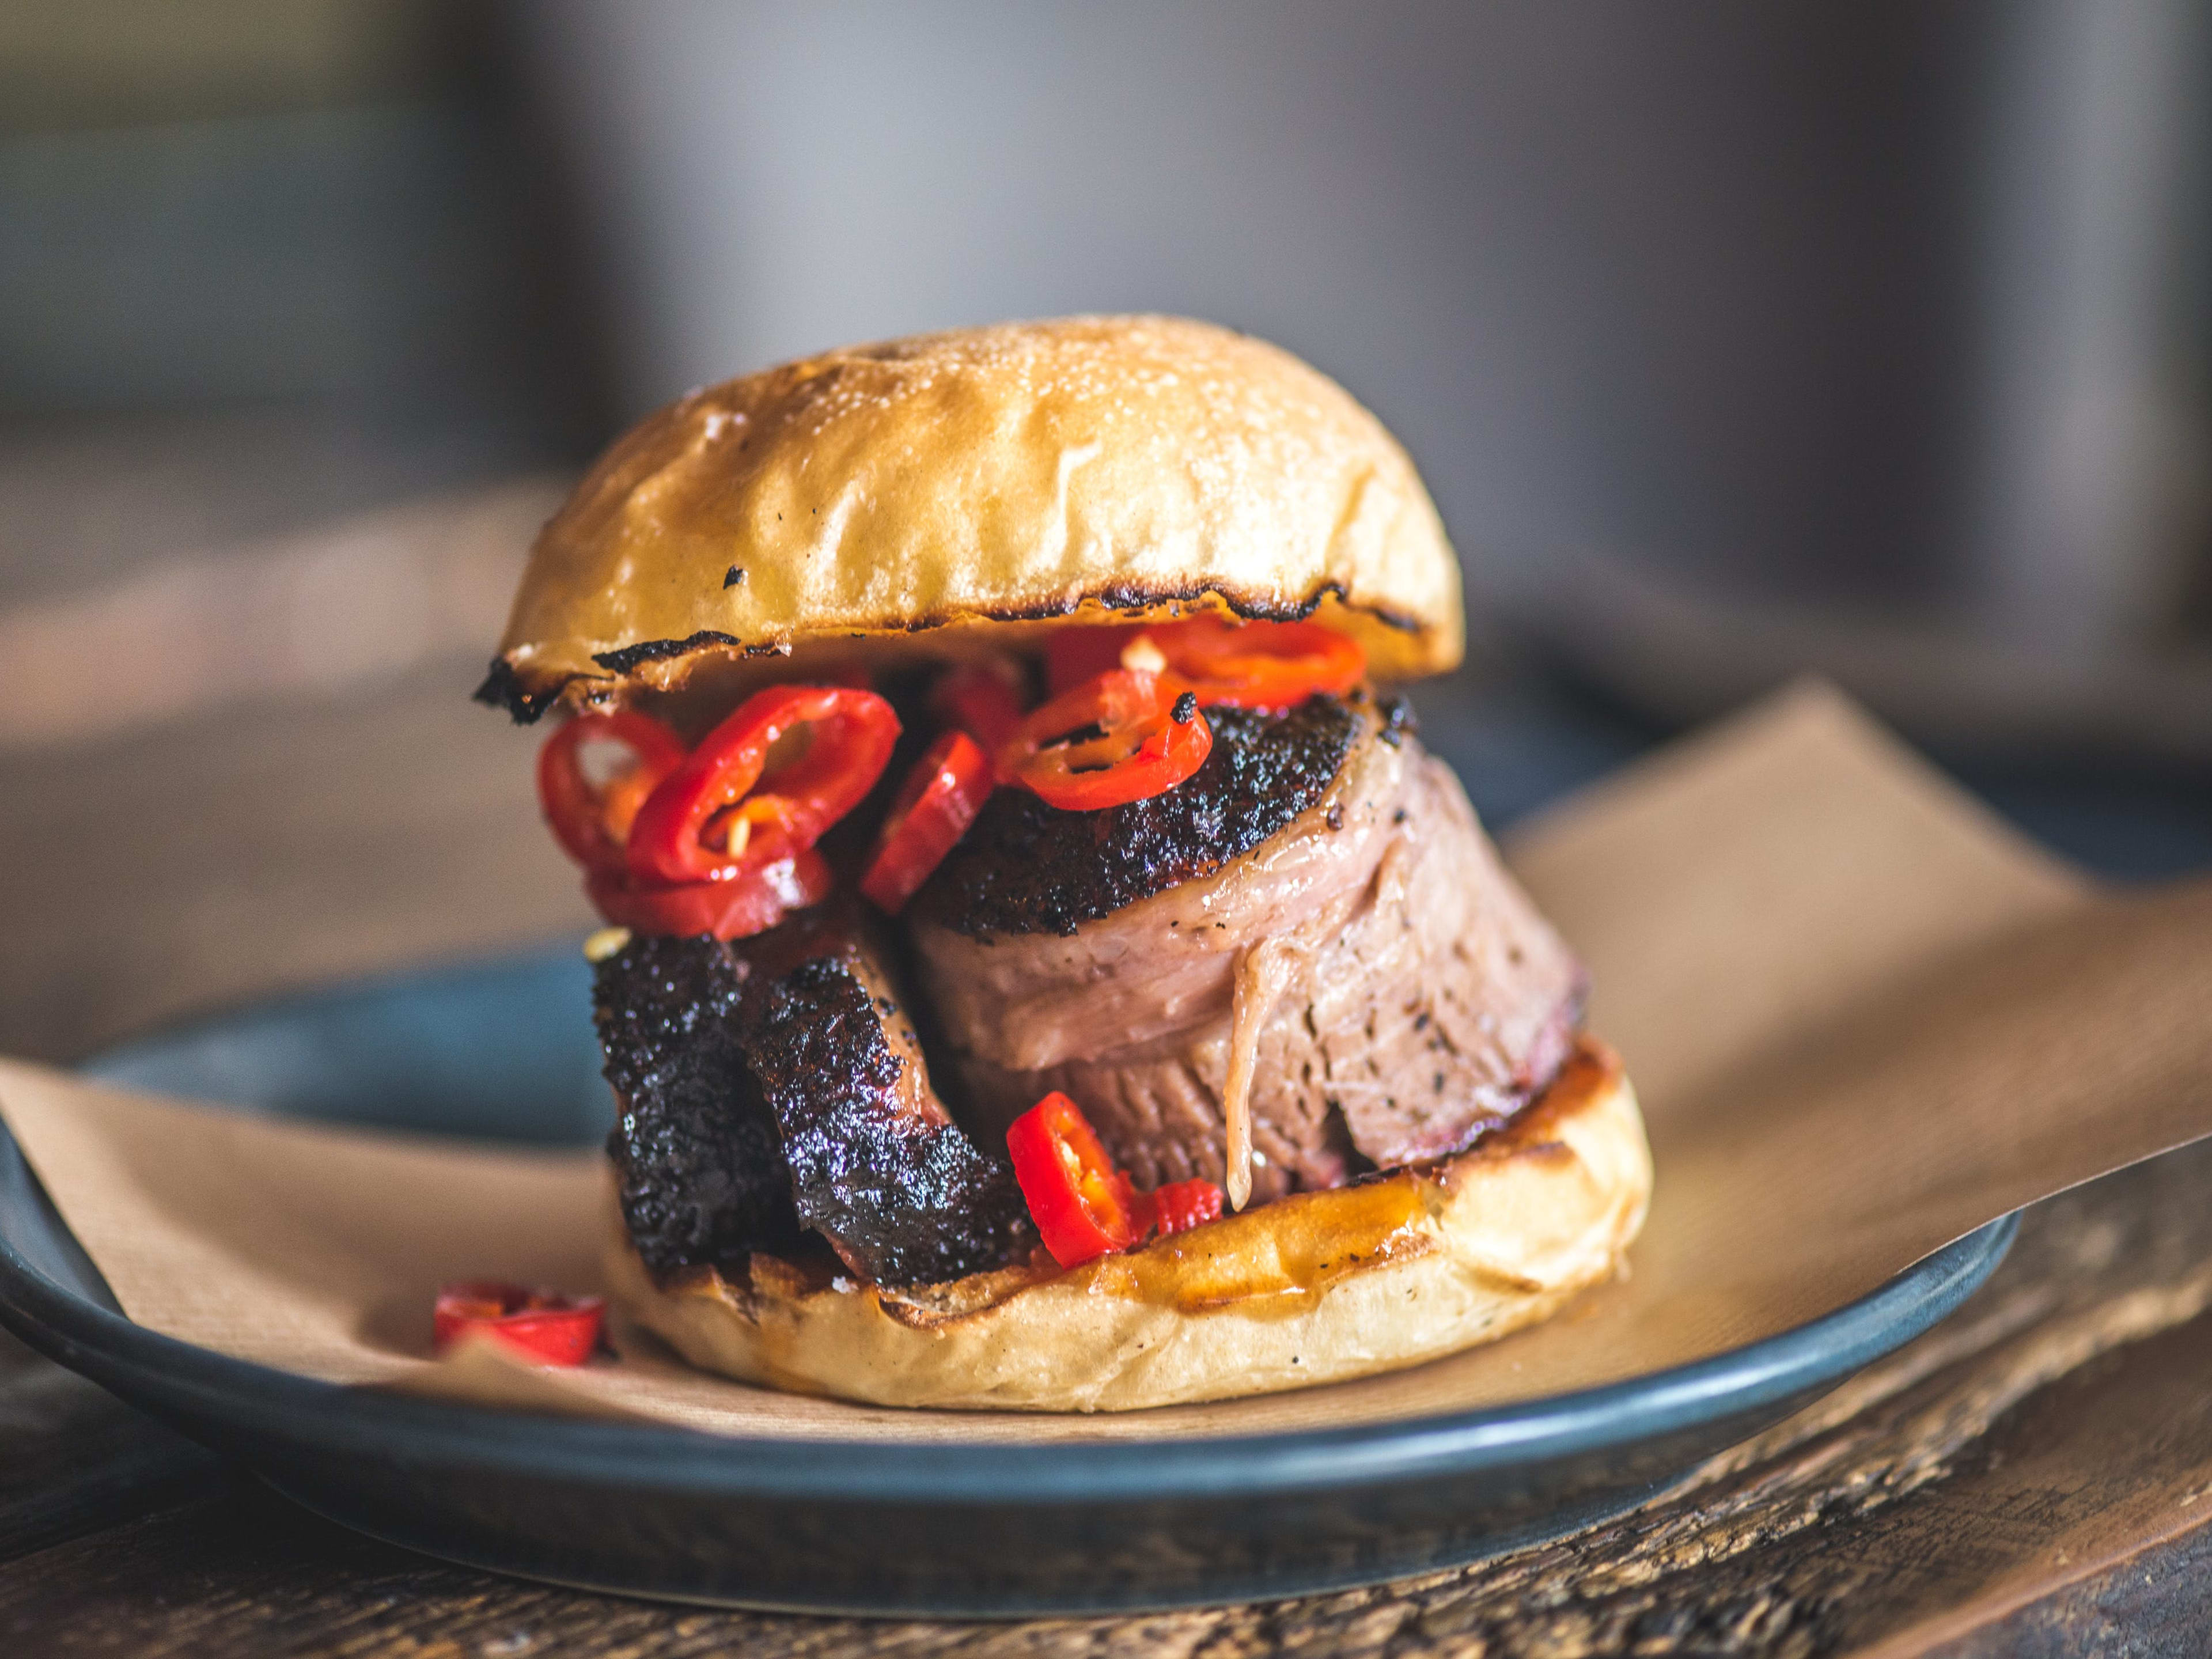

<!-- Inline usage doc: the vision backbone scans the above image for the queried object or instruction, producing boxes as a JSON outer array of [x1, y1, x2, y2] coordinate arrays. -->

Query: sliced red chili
[[627, 685, 899, 886], [1147, 1177, 1226, 1237], [586, 848, 832, 941], [1006, 1092, 1145, 1269], [432, 1281, 604, 1366], [859, 731, 995, 914], [929, 661, 1029, 751], [536, 711, 688, 876], [1043, 626, 1138, 696], [995, 669, 1212, 812], [1146, 618, 1366, 709]]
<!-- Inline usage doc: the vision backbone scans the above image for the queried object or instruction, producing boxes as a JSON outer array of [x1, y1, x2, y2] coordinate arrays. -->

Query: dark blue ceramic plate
[[0, 945, 2016, 1615]]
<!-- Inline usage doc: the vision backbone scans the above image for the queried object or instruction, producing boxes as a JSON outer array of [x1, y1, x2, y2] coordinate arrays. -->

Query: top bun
[[480, 316, 1463, 719]]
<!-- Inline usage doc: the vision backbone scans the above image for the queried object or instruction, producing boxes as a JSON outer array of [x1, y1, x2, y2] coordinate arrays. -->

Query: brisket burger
[[478, 316, 1650, 1411]]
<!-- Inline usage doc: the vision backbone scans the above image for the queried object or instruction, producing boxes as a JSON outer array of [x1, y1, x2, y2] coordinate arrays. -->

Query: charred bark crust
[[596, 923, 1030, 1289], [737, 950, 1033, 1285], [918, 692, 1362, 938], [594, 935, 805, 1278]]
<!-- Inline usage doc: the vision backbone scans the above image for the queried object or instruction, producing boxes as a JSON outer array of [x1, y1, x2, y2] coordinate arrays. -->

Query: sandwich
[[477, 315, 1650, 1411]]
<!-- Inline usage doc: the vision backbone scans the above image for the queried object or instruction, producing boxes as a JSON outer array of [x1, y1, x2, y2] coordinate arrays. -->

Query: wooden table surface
[[2, 655, 2209, 1657]]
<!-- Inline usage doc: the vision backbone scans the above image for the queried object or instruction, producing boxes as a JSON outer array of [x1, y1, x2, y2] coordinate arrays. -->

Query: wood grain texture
[[4, 1136, 2209, 1657], [1923, 1522, 2212, 1658], [0, 1326, 215, 1562]]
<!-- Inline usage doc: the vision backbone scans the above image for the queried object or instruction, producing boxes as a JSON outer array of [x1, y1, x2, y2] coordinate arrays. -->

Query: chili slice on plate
[[859, 730, 995, 914], [1006, 1092, 1147, 1268], [627, 685, 899, 886], [586, 847, 833, 941], [995, 669, 1212, 812], [432, 1281, 604, 1367], [536, 711, 688, 875]]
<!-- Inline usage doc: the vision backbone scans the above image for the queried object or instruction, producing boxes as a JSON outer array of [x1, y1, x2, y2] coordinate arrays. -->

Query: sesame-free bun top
[[482, 316, 1463, 719]]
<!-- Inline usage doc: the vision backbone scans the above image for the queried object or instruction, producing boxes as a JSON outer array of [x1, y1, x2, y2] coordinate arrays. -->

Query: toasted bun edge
[[604, 1040, 1649, 1412], [484, 316, 1463, 721]]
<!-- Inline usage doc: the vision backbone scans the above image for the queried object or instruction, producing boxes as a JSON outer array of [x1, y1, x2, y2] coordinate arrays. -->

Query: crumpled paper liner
[[4, 683, 2209, 1441]]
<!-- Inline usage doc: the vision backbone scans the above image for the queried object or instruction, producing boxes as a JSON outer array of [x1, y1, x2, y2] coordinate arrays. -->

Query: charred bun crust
[[604, 1039, 1647, 1412], [483, 316, 1463, 720]]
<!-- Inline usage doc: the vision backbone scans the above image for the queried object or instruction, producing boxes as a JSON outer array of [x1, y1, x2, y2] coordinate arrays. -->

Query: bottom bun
[[606, 1036, 1650, 1412]]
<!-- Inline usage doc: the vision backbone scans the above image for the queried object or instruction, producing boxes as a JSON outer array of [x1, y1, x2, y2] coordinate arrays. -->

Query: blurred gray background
[[1, 0, 2206, 929], [522, 2, 2210, 756]]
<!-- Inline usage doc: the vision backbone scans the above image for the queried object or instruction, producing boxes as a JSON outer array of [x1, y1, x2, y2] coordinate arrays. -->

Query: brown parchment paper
[[5, 681, 2210, 1442]]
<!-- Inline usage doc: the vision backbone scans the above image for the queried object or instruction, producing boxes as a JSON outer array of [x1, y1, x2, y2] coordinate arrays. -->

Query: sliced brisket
[[595, 935, 805, 1278], [917, 696, 1361, 938], [732, 918, 1033, 1284], [594, 916, 1030, 1287], [910, 697, 1585, 1201]]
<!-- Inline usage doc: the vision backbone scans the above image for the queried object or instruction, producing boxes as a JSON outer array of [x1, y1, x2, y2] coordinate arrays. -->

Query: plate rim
[[0, 1108, 2018, 1505]]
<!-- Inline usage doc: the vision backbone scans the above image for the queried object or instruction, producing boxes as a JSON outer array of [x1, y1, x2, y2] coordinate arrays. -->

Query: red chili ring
[[626, 685, 900, 886], [859, 730, 996, 914], [432, 1281, 604, 1367]]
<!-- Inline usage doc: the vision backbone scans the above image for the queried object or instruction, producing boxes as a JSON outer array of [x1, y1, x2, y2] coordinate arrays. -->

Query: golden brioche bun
[[484, 316, 1463, 719], [605, 1039, 1647, 1412]]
